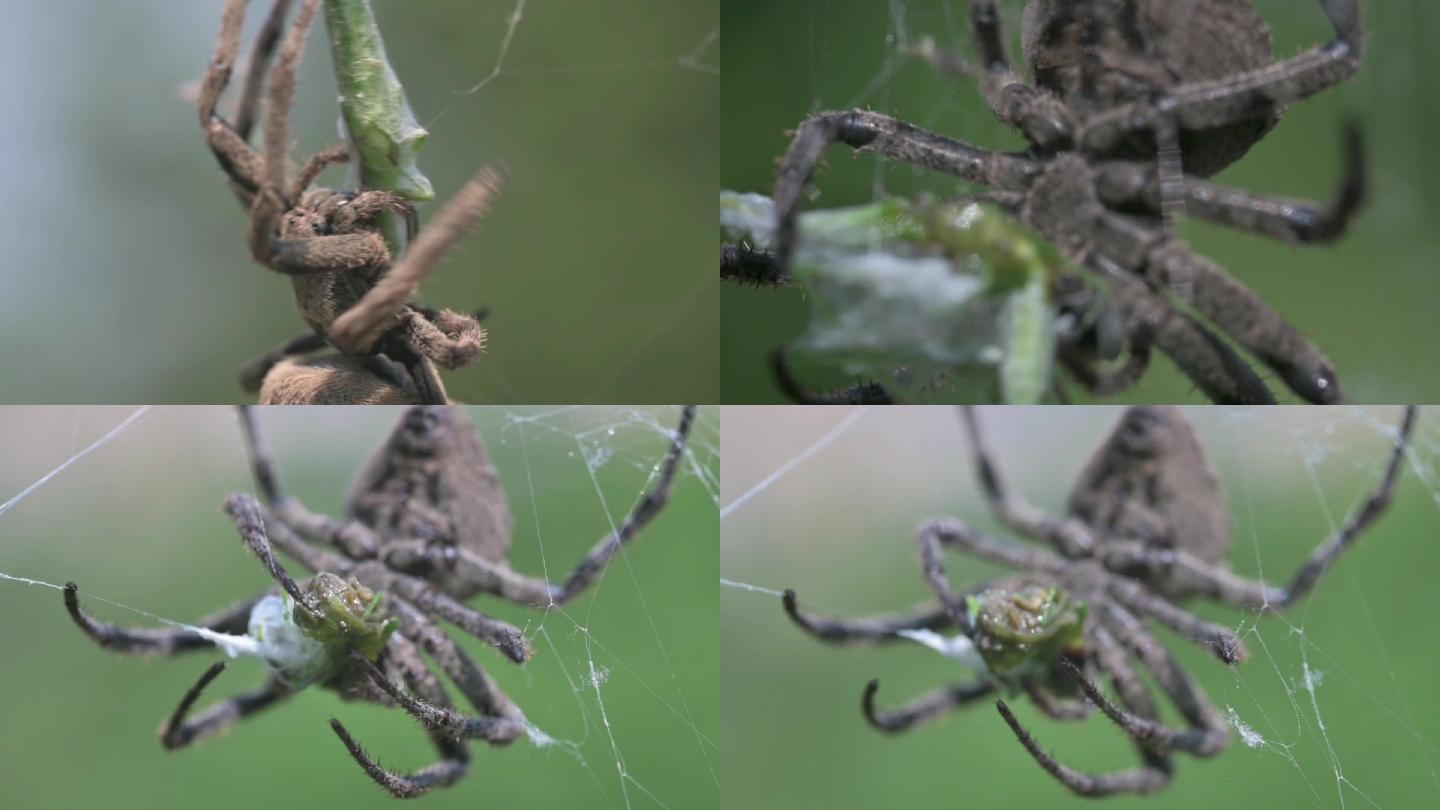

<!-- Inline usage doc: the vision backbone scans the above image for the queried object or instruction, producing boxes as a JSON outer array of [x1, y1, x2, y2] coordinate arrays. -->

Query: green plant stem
[[324, 0, 434, 251]]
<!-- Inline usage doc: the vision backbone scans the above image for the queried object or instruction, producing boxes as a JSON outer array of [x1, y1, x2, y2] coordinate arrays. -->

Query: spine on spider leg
[[324, 0, 434, 250]]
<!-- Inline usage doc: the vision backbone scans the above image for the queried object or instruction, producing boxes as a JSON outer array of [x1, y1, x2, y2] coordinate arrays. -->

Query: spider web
[[0, 405, 718, 810], [720, 406, 1440, 810]]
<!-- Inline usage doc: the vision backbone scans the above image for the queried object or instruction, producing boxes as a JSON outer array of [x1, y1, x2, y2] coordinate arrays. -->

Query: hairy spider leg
[[767, 350, 895, 406], [1085, 255, 1276, 404], [330, 632, 473, 798], [1095, 125, 1365, 246], [63, 583, 261, 656], [782, 590, 953, 645], [862, 678, 995, 734], [995, 699, 1173, 796], [159, 662, 291, 750], [771, 109, 1038, 273]]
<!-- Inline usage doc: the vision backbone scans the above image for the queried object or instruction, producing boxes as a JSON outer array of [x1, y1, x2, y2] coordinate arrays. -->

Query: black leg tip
[[862, 678, 880, 703], [860, 679, 883, 724], [62, 582, 82, 616], [769, 350, 803, 403], [222, 492, 263, 524], [1215, 634, 1248, 665], [780, 588, 799, 616], [1341, 119, 1363, 156], [500, 631, 533, 665], [196, 660, 229, 686]]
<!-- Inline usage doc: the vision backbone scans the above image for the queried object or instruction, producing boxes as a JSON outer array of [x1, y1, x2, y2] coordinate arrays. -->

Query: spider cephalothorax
[[745, 0, 1367, 405], [64, 405, 696, 798], [781, 405, 1414, 797], [201, 0, 505, 404]]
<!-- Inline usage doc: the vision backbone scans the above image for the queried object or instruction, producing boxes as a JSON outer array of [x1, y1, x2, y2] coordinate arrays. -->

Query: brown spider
[[781, 405, 1415, 797], [758, 0, 1367, 405], [63, 405, 697, 798], [201, 0, 505, 404]]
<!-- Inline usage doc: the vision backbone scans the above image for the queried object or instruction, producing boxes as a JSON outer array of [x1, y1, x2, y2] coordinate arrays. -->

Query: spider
[[201, 0, 506, 404], [63, 405, 696, 797], [780, 404, 1415, 797], [746, 0, 1368, 405]]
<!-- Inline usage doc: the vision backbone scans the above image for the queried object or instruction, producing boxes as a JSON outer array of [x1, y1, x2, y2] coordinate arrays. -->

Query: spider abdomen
[[1068, 406, 1232, 597], [1022, 0, 1280, 176], [346, 408, 515, 597]]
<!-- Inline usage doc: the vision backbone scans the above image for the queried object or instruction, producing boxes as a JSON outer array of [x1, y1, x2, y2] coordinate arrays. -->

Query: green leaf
[[324, 0, 434, 202]]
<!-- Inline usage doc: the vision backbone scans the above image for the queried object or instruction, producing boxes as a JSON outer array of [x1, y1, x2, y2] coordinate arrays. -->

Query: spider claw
[[779, 588, 816, 632], [62, 581, 107, 644], [780, 588, 821, 635], [330, 718, 420, 799], [160, 661, 230, 750], [861, 679, 881, 716]]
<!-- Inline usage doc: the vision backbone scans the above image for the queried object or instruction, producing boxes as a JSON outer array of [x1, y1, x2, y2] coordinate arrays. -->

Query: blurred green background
[[0, 405, 718, 809], [0, 1, 717, 404], [722, 405, 1440, 809], [720, 0, 1440, 403]]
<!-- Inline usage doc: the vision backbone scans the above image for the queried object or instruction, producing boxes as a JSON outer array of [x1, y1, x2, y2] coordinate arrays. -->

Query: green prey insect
[[965, 583, 1087, 683], [250, 572, 399, 688], [896, 579, 1088, 695], [720, 192, 1078, 403]]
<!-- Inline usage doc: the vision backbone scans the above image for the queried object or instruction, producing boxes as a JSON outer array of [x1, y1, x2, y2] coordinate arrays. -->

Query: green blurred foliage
[[721, 405, 1440, 810], [721, 0, 1440, 403], [0, 406, 718, 809], [0, 1, 718, 403]]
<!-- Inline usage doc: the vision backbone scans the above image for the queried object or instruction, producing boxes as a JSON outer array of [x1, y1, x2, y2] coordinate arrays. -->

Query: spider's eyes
[[1124, 409, 1159, 435], [402, 408, 442, 438], [1115, 406, 1169, 454]]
